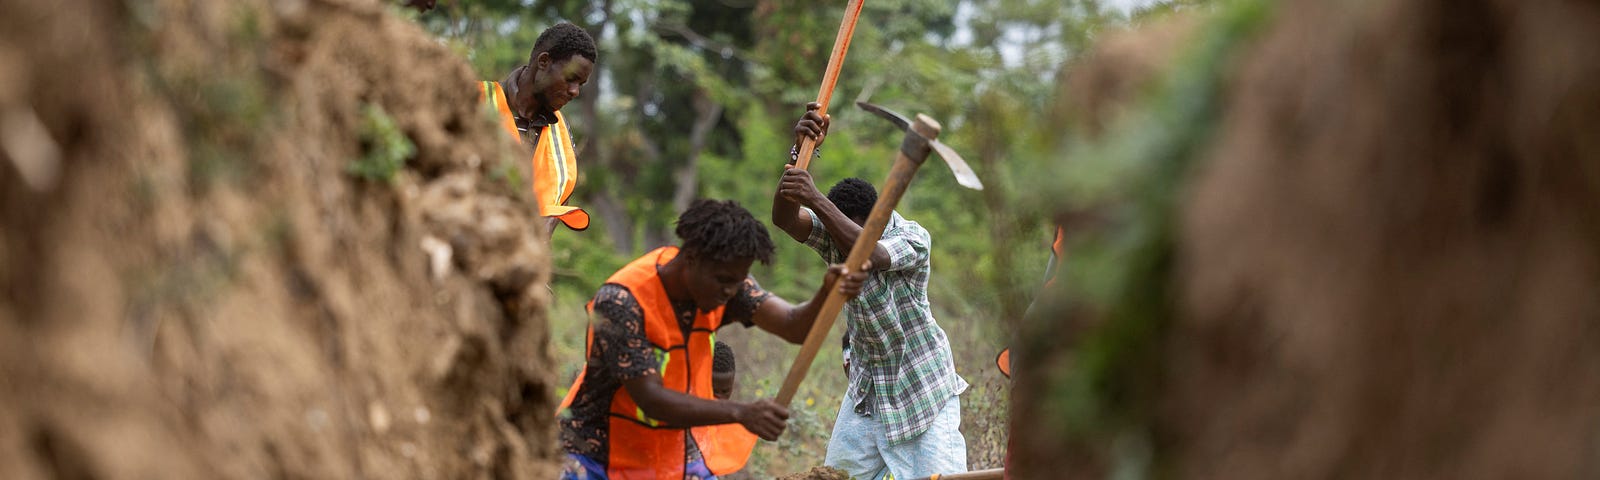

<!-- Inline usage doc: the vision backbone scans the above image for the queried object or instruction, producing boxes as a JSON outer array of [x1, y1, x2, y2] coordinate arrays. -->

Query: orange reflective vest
[[557, 247, 758, 479], [700, 420, 759, 475], [480, 81, 590, 231]]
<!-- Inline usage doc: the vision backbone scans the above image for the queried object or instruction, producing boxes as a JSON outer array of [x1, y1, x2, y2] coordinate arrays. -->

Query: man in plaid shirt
[[771, 104, 969, 479]]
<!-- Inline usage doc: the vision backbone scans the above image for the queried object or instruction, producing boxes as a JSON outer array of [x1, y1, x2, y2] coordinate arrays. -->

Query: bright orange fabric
[[480, 81, 590, 231], [996, 348, 1012, 378], [558, 247, 754, 478], [700, 422, 760, 474]]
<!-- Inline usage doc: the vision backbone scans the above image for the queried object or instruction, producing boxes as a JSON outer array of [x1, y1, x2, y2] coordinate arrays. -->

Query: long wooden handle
[[775, 116, 941, 406], [913, 468, 1006, 480], [793, 0, 866, 171]]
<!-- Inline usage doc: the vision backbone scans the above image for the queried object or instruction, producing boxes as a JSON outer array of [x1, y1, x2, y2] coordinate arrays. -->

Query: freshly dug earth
[[775, 466, 849, 480], [0, 0, 559, 478], [1016, 0, 1600, 478]]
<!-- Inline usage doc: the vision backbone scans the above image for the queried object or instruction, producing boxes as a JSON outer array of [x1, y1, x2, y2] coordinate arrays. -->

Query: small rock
[[420, 234, 453, 281], [369, 402, 391, 434], [1, 107, 62, 192], [306, 408, 329, 432]]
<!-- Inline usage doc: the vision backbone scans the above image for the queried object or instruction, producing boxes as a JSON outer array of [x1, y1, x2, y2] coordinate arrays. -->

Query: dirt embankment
[[1173, 0, 1600, 477], [1018, 0, 1600, 478], [1, 0, 560, 478]]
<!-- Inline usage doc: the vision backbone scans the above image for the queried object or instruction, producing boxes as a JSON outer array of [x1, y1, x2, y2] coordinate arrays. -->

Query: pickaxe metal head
[[856, 101, 984, 190]]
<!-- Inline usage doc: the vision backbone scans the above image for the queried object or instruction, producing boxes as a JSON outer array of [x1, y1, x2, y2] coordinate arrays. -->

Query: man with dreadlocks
[[771, 105, 970, 479], [557, 199, 868, 480]]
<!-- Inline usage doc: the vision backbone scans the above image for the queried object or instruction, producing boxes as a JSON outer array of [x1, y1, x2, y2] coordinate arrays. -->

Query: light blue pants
[[823, 394, 967, 479]]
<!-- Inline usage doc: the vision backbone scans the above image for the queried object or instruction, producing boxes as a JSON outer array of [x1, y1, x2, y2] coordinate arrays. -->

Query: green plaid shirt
[[804, 208, 967, 444]]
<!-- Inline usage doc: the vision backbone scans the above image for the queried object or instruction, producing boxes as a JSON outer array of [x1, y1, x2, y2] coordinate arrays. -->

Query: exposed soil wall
[[1173, 0, 1600, 477], [0, 0, 560, 478], [1018, 0, 1600, 478]]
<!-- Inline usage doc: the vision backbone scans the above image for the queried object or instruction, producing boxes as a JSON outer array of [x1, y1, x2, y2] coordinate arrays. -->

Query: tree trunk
[[670, 88, 725, 215]]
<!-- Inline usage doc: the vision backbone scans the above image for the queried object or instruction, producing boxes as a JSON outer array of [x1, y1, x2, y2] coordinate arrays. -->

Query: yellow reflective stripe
[[631, 347, 672, 427], [548, 116, 571, 199], [634, 406, 660, 427]]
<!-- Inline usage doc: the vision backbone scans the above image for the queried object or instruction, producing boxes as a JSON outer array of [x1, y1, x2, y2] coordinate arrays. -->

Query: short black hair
[[713, 341, 735, 373], [531, 22, 598, 64], [828, 178, 877, 220], [676, 199, 776, 265]]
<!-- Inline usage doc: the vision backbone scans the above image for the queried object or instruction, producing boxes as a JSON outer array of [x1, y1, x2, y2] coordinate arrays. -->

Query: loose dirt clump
[[775, 466, 850, 480], [0, 0, 558, 478]]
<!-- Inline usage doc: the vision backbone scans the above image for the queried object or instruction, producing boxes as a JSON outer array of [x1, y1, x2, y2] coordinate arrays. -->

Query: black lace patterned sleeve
[[721, 276, 773, 328], [590, 284, 659, 380]]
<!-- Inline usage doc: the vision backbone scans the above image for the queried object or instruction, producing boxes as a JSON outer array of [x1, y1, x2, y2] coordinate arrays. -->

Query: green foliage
[[348, 103, 415, 182]]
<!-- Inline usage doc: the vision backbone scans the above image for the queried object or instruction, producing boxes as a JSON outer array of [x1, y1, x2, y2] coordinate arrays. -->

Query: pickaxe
[[775, 101, 983, 406]]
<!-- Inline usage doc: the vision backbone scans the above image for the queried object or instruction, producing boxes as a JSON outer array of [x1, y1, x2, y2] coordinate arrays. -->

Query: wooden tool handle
[[775, 116, 941, 406], [912, 468, 1006, 480], [793, 0, 865, 171]]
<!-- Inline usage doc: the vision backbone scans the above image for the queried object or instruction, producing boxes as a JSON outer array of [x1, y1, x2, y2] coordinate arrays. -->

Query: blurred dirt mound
[[1175, 0, 1600, 478], [0, 0, 559, 478], [1018, 0, 1600, 478], [1050, 15, 1197, 138], [1011, 15, 1202, 477]]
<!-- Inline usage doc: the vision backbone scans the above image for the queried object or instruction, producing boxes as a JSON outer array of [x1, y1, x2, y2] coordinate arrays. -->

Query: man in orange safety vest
[[557, 199, 867, 480], [480, 22, 595, 235]]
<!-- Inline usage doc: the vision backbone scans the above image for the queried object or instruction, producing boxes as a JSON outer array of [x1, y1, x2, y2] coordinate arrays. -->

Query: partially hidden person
[[703, 341, 758, 477]]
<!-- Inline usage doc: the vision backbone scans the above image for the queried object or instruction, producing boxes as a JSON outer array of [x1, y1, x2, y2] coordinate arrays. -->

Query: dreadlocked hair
[[713, 341, 736, 373], [676, 199, 775, 265], [531, 22, 598, 64], [828, 178, 878, 220]]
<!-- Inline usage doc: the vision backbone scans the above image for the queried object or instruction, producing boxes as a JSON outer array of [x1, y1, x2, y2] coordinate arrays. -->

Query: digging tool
[[792, 0, 867, 171], [774, 102, 983, 406], [908, 468, 1006, 480]]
